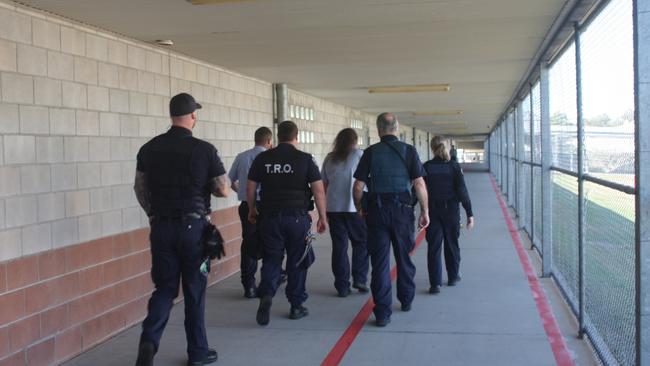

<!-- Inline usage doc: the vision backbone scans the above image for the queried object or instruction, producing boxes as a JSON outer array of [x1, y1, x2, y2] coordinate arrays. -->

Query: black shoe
[[401, 303, 412, 312], [256, 296, 272, 326], [352, 282, 369, 293], [337, 288, 351, 298], [187, 349, 218, 366], [244, 287, 258, 299], [448, 277, 461, 286], [135, 342, 155, 366], [375, 317, 391, 327], [289, 305, 309, 320], [429, 285, 441, 294]]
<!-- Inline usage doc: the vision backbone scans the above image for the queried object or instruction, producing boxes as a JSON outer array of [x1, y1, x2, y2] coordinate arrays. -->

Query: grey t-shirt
[[321, 149, 363, 213]]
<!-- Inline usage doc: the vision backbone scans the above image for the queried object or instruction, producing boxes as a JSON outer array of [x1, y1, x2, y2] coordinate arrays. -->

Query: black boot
[[187, 349, 218, 366], [256, 296, 272, 326], [289, 305, 309, 320]]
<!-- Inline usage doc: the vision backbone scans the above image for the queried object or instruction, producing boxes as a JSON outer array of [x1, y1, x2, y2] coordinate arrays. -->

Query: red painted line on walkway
[[321, 229, 427, 366], [489, 175, 575, 366]]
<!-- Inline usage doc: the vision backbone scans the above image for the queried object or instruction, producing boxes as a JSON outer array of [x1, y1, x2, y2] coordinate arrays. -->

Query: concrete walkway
[[64, 173, 597, 366]]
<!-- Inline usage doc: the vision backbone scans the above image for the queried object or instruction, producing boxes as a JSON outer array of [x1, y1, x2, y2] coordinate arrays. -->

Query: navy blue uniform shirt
[[423, 156, 473, 217]]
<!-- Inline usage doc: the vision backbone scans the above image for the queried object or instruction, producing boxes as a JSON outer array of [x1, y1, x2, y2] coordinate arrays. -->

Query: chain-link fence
[[486, 0, 635, 364]]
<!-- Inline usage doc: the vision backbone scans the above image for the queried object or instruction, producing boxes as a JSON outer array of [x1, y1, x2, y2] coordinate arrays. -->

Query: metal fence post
[[530, 85, 536, 249], [540, 65, 552, 277], [634, 0, 649, 363], [516, 103, 524, 228], [574, 22, 586, 338]]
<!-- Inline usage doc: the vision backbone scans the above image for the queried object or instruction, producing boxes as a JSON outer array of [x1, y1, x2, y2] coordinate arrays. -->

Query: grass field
[[549, 175, 635, 365]]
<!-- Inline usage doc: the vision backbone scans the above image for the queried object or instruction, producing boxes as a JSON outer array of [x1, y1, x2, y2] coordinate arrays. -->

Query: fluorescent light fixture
[[155, 40, 174, 46], [431, 121, 466, 125], [367, 84, 450, 94], [414, 110, 463, 116], [188, 0, 252, 4]]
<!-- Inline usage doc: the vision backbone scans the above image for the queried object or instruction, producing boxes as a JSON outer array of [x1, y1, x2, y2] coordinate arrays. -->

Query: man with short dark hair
[[229, 126, 273, 298], [134, 93, 229, 366], [247, 121, 328, 325], [353, 112, 429, 327]]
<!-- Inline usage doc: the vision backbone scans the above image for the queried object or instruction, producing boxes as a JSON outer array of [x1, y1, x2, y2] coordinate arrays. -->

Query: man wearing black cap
[[134, 93, 229, 366]]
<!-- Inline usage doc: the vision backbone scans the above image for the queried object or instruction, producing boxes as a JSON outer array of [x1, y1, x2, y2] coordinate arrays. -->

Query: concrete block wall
[[0, 2, 432, 365]]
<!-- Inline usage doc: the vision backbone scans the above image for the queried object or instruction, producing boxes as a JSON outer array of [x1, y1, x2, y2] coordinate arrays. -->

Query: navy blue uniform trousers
[[238, 201, 259, 289], [140, 217, 208, 363], [328, 212, 368, 293], [366, 203, 416, 319], [426, 204, 461, 286], [258, 211, 311, 306]]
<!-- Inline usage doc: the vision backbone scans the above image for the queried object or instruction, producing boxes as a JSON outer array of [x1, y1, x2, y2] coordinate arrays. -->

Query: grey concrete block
[[61, 81, 87, 109], [20, 165, 51, 194], [111, 184, 135, 209], [74, 57, 98, 85], [65, 190, 90, 217], [87, 85, 110, 111], [21, 223, 51, 255], [50, 108, 76, 135], [0, 166, 20, 197], [127, 45, 147, 71], [0, 103, 19, 134], [51, 163, 77, 191], [138, 116, 156, 137], [78, 213, 102, 242], [118, 66, 138, 91], [122, 207, 141, 231], [138, 71, 155, 94], [146, 94, 164, 117], [76, 110, 100, 136], [129, 91, 148, 115], [109, 89, 129, 113], [101, 209, 122, 236], [90, 187, 112, 213], [36, 136, 64, 163], [32, 18, 60, 51], [88, 137, 110, 162], [0, 7, 31, 44], [34, 77, 62, 107], [107, 39, 127, 66], [1, 72, 34, 104], [119, 115, 139, 137], [109, 137, 132, 161], [98, 62, 119, 88], [77, 162, 101, 189], [120, 161, 136, 185], [99, 112, 120, 136], [37, 192, 65, 222], [154, 74, 170, 96], [4, 135, 35, 164], [86, 34, 108, 61], [64, 136, 89, 162], [19, 105, 50, 135], [0, 39, 17, 72], [100, 161, 122, 186], [61, 26, 86, 56], [48, 51, 74, 81], [0, 228, 22, 261], [17, 44, 47, 76], [5, 195, 38, 228], [0, 199, 4, 230], [146, 51, 163, 74], [51, 217, 78, 248]]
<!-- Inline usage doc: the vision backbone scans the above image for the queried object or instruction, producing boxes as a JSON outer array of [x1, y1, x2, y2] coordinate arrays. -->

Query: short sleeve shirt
[[353, 135, 424, 183], [322, 149, 363, 212]]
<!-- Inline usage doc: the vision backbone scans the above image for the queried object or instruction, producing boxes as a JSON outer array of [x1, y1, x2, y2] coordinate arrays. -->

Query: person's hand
[[248, 208, 258, 224], [467, 216, 475, 230], [316, 217, 327, 234], [357, 208, 367, 219], [418, 210, 430, 230]]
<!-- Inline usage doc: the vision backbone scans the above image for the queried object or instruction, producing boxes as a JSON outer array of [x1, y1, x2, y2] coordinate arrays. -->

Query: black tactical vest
[[257, 145, 313, 212], [144, 132, 209, 217]]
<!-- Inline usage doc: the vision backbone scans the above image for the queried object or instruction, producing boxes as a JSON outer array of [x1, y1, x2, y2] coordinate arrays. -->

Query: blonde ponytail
[[430, 136, 450, 161]]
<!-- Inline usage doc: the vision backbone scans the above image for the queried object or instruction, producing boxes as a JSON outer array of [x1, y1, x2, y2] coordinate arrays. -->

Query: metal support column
[[516, 103, 524, 227], [574, 23, 586, 338], [540, 66, 552, 277], [274, 83, 288, 126], [634, 0, 649, 363]]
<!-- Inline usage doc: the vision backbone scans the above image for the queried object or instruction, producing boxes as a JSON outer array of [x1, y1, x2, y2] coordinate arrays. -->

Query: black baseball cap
[[169, 93, 202, 117]]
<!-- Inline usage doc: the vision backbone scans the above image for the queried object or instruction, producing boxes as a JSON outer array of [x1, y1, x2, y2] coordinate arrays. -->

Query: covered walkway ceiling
[[16, 0, 567, 135]]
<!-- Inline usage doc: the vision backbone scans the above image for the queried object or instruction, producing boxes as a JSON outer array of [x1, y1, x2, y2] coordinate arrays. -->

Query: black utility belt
[[259, 209, 310, 218], [154, 212, 205, 220], [430, 199, 458, 208]]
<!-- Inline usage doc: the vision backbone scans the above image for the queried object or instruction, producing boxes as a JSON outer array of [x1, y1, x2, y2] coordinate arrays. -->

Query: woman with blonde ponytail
[[422, 136, 474, 294]]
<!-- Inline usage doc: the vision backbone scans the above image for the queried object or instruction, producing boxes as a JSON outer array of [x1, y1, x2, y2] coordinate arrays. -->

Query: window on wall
[[298, 130, 315, 144], [290, 105, 315, 121]]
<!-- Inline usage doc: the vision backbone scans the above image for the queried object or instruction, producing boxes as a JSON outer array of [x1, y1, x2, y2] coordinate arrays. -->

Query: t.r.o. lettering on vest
[[265, 163, 294, 174]]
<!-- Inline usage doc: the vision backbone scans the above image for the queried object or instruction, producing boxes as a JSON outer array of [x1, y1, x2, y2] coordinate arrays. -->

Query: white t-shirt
[[321, 149, 363, 213]]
